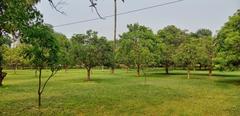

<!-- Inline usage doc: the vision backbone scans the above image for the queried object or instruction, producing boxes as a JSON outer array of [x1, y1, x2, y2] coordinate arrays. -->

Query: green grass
[[0, 69, 240, 116]]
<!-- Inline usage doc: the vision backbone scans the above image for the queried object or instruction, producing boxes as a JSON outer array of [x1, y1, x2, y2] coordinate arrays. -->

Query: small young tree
[[119, 23, 155, 77], [157, 25, 186, 74], [22, 24, 60, 108], [175, 38, 199, 79], [71, 30, 110, 81]]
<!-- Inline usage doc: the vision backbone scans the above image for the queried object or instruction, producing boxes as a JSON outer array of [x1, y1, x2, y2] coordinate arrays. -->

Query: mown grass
[[0, 69, 240, 116]]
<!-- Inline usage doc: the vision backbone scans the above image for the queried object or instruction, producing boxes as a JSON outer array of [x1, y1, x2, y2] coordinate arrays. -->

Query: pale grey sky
[[37, 0, 240, 39]]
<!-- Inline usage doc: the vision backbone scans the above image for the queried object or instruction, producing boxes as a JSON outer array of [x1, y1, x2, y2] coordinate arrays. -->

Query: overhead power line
[[54, 0, 184, 27]]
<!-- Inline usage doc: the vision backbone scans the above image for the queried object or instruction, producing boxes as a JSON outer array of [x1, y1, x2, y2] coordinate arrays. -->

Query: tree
[[216, 9, 240, 70], [191, 29, 215, 76], [54, 32, 71, 72], [71, 30, 111, 80], [174, 38, 199, 79], [0, 0, 42, 86], [157, 25, 186, 74], [119, 23, 155, 77], [22, 24, 60, 108], [3, 45, 26, 74]]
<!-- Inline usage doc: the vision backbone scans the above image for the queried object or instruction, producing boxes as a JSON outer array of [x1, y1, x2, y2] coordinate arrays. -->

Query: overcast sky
[[37, 0, 240, 39]]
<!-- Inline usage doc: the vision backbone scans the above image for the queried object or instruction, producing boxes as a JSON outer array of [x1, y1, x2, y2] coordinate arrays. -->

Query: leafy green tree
[[191, 28, 212, 38], [191, 29, 215, 76], [54, 32, 71, 72], [22, 24, 60, 107], [216, 9, 240, 70], [3, 45, 26, 74], [119, 23, 155, 77], [157, 25, 186, 74], [0, 0, 42, 86], [174, 38, 199, 79], [71, 30, 111, 80]]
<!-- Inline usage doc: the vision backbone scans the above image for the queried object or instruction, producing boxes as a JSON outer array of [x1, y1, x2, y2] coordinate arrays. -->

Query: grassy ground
[[0, 69, 240, 116]]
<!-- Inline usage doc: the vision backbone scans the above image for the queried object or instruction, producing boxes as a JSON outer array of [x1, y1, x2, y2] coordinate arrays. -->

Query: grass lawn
[[0, 69, 240, 116]]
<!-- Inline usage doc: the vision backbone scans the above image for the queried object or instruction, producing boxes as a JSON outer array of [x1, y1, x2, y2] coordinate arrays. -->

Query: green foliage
[[156, 25, 187, 74], [216, 9, 240, 70], [71, 30, 112, 80], [54, 32, 71, 70], [22, 24, 60, 69], [175, 38, 199, 67], [118, 23, 155, 76], [3, 45, 27, 69]]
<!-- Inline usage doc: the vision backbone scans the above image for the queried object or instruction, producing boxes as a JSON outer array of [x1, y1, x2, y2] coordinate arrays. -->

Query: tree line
[[1, 0, 239, 108], [1, 9, 240, 81]]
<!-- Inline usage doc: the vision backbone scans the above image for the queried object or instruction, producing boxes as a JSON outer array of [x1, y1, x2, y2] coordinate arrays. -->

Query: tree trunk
[[64, 65, 67, 72], [165, 64, 169, 74], [187, 67, 190, 79], [0, 67, 7, 86], [87, 68, 91, 81], [101, 66, 104, 71], [14, 64, 17, 74], [199, 64, 202, 70], [137, 64, 140, 77], [126, 67, 129, 73], [35, 69, 38, 77], [111, 67, 114, 74], [38, 68, 42, 108], [208, 55, 213, 77]]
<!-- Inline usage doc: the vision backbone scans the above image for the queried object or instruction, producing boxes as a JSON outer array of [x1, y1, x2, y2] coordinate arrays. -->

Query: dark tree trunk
[[87, 68, 91, 81], [64, 65, 68, 72], [199, 63, 202, 70], [137, 64, 140, 77], [165, 64, 169, 74], [111, 67, 114, 74], [209, 67, 212, 77], [0, 67, 7, 86], [38, 68, 42, 108]]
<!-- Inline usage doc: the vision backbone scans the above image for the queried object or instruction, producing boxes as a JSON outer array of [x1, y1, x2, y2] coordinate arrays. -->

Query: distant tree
[[174, 38, 199, 79], [191, 29, 215, 76], [98, 38, 114, 71], [192, 28, 212, 38], [22, 24, 60, 108], [116, 39, 133, 73], [216, 9, 240, 70], [157, 25, 186, 74], [119, 23, 155, 77], [4, 45, 26, 74], [71, 30, 110, 80], [54, 32, 71, 72]]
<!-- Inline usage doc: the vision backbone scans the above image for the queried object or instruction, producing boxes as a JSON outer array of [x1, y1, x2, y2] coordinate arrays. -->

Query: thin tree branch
[[40, 69, 58, 94], [89, 0, 105, 19], [48, 0, 66, 14]]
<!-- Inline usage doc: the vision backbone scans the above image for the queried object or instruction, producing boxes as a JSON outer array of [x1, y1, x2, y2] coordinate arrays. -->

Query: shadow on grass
[[147, 72, 240, 78], [215, 79, 240, 86]]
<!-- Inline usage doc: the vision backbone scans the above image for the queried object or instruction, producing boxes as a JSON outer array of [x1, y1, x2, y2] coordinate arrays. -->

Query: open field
[[0, 69, 240, 116]]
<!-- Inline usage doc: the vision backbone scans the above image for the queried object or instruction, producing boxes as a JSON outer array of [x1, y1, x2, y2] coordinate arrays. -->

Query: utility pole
[[112, 0, 117, 74], [112, 0, 124, 74]]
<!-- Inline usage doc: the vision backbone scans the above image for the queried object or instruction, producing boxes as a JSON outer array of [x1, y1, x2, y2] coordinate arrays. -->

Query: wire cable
[[53, 0, 184, 27]]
